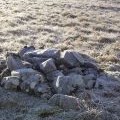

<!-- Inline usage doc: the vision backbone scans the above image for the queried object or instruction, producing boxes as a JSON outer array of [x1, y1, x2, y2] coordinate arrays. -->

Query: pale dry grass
[[0, 0, 120, 69]]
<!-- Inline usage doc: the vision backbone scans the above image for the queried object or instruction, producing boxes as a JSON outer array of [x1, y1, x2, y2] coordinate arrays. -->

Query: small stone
[[40, 58, 57, 74], [83, 61, 98, 70], [26, 57, 48, 70], [48, 94, 82, 110], [1, 76, 20, 90], [61, 50, 84, 68]]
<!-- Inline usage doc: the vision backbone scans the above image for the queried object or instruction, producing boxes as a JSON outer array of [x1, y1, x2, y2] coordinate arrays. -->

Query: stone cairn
[[0, 46, 102, 110]]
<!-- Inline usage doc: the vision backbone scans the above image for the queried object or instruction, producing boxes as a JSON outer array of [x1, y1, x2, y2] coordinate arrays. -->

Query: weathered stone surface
[[1, 76, 20, 90], [61, 50, 84, 68], [19, 46, 35, 58], [22, 61, 33, 68], [6, 53, 25, 71], [23, 48, 60, 60], [34, 83, 52, 99], [26, 57, 48, 70], [83, 74, 96, 89], [11, 68, 43, 81], [65, 67, 82, 75], [83, 61, 98, 70], [48, 94, 82, 110], [40, 58, 57, 74], [47, 70, 64, 82], [54, 74, 84, 94]]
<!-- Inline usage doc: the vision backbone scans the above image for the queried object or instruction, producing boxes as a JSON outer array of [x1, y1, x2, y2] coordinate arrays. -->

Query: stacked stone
[[0, 46, 100, 100]]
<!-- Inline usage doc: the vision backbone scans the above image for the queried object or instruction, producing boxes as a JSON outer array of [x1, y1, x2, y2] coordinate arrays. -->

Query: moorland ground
[[0, 0, 120, 120], [0, 0, 120, 68]]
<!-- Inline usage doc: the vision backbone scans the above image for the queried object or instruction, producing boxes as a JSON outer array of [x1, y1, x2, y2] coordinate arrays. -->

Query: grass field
[[0, 0, 119, 69]]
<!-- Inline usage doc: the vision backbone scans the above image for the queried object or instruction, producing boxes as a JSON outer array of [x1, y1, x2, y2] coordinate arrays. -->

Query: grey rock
[[61, 50, 84, 68], [11, 68, 44, 82], [22, 61, 33, 68], [6, 53, 25, 71], [54, 74, 84, 94], [83, 74, 96, 89], [19, 46, 35, 58], [84, 68, 98, 76], [34, 83, 51, 98], [20, 74, 44, 93], [11, 68, 45, 93], [0, 59, 6, 73], [83, 61, 98, 70], [23, 48, 60, 60], [47, 70, 64, 82], [40, 58, 57, 74], [48, 94, 82, 110], [1, 76, 20, 90], [65, 67, 82, 75]]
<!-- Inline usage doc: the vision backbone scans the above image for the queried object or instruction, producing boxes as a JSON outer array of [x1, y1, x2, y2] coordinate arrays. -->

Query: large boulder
[[23, 48, 60, 60], [61, 50, 84, 68], [40, 58, 57, 74], [48, 94, 84, 110], [1, 76, 20, 90], [25, 57, 48, 70], [54, 74, 85, 94]]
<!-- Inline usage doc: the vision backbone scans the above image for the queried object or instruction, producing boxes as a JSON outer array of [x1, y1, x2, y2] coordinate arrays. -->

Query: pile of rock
[[0, 46, 101, 100]]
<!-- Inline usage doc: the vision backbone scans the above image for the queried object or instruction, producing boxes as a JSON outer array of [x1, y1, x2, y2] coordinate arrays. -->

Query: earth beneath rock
[[0, 46, 120, 119]]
